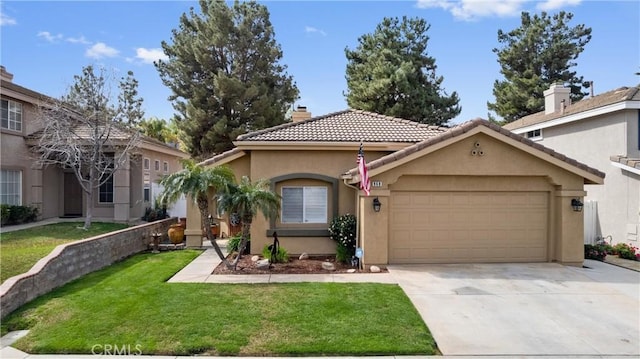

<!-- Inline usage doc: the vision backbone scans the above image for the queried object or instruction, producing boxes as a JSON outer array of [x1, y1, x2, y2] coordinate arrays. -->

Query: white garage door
[[390, 191, 548, 263]]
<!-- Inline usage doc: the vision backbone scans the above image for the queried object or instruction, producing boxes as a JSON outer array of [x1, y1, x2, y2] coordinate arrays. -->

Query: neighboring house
[[0, 66, 189, 222], [186, 107, 603, 267], [504, 84, 640, 245]]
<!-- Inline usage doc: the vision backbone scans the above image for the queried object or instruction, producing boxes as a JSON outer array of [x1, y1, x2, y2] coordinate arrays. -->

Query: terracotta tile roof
[[504, 86, 640, 130], [236, 109, 448, 143], [345, 118, 605, 180]]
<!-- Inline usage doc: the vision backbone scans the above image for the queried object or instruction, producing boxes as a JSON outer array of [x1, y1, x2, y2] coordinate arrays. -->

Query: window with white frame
[[154, 160, 160, 171], [1, 99, 23, 132], [0, 169, 22, 205], [525, 129, 542, 140], [143, 158, 150, 170], [281, 186, 327, 223], [163, 161, 168, 172], [99, 154, 114, 203]]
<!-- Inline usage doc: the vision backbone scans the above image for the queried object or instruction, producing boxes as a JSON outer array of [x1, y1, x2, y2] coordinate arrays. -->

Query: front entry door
[[64, 172, 83, 216]]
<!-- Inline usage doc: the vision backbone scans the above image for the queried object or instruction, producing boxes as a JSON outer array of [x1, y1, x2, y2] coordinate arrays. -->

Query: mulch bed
[[212, 254, 385, 275]]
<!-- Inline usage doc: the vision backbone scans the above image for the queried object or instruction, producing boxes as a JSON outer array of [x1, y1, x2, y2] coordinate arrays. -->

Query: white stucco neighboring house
[[504, 84, 640, 245]]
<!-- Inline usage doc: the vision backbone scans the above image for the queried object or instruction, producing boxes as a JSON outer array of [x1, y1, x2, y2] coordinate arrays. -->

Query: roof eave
[[508, 100, 640, 133]]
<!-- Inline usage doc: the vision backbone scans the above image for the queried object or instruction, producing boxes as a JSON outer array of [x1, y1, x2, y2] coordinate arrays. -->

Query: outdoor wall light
[[372, 197, 382, 212], [571, 198, 584, 212]]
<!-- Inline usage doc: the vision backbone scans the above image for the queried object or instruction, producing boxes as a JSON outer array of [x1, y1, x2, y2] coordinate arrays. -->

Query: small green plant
[[329, 214, 357, 263], [262, 244, 289, 263], [584, 244, 607, 261], [612, 243, 639, 261], [227, 234, 250, 254]]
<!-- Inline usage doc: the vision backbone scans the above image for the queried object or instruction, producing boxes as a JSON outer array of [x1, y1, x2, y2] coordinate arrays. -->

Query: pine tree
[[345, 16, 460, 126], [488, 11, 592, 123], [156, 0, 298, 158]]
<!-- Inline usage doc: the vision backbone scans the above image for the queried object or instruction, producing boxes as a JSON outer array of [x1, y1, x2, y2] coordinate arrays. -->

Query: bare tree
[[31, 65, 143, 229]]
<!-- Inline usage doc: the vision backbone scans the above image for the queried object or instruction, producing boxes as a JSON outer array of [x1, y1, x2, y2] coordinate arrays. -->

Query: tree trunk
[[83, 192, 92, 230], [231, 220, 252, 270], [197, 196, 233, 269]]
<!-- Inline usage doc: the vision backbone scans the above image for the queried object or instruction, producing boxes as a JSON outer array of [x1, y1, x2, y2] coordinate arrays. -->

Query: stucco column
[[555, 190, 586, 266], [359, 190, 390, 268], [113, 152, 131, 222], [185, 196, 203, 247], [30, 163, 43, 217]]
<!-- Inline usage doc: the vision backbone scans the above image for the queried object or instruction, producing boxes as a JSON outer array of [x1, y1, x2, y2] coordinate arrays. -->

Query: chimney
[[292, 105, 311, 122], [1, 66, 14, 82], [589, 81, 594, 97], [543, 83, 571, 115]]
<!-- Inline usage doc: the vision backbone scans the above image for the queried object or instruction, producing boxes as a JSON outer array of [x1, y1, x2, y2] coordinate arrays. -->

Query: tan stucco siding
[[248, 150, 363, 255], [360, 133, 587, 266], [533, 110, 638, 244]]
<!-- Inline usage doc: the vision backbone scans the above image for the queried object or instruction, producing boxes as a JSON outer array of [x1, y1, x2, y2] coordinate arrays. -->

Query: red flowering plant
[[612, 243, 640, 261], [584, 244, 607, 261]]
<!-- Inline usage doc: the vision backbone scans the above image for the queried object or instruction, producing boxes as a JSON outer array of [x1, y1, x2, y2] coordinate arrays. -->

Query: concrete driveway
[[388, 260, 639, 356]]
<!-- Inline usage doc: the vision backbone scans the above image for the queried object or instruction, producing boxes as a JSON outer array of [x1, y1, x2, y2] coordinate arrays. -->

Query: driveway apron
[[388, 260, 639, 356]]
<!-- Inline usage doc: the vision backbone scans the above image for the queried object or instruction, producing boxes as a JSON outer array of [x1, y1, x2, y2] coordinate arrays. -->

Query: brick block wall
[[0, 218, 178, 319]]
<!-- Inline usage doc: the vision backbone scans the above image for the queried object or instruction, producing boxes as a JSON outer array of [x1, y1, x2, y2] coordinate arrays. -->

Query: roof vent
[[543, 83, 571, 115], [291, 105, 311, 122]]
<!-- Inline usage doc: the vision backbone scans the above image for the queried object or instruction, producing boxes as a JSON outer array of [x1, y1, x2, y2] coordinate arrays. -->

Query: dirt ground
[[211, 254, 383, 275]]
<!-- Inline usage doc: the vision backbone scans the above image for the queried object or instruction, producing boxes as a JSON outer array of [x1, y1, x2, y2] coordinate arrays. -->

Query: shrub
[[141, 206, 167, 222], [1, 204, 39, 225], [584, 244, 607, 261], [329, 214, 357, 262], [612, 243, 639, 261], [0, 204, 9, 225], [336, 243, 350, 263], [262, 244, 289, 263], [227, 234, 250, 254]]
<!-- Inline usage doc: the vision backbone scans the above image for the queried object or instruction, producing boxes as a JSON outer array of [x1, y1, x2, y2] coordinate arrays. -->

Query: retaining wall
[[0, 218, 178, 319]]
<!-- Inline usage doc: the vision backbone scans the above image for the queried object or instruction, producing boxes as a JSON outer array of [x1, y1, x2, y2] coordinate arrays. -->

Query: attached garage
[[348, 119, 605, 267], [389, 191, 548, 263]]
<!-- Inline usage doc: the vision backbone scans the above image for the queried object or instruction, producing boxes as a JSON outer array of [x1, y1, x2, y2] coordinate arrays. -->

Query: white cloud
[[135, 48, 168, 64], [537, 0, 581, 11], [85, 42, 119, 59], [37, 31, 64, 43], [66, 35, 91, 45], [1, 12, 16, 26], [416, 0, 527, 21], [305, 26, 327, 36]]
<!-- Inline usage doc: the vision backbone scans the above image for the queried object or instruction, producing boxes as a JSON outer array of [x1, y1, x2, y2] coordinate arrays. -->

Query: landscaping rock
[[347, 268, 357, 273], [370, 265, 381, 273], [251, 255, 260, 262], [256, 259, 270, 269], [299, 252, 309, 260], [322, 261, 336, 271]]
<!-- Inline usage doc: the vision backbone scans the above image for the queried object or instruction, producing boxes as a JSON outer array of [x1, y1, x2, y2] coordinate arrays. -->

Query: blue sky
[[1, 0, 638, 125]]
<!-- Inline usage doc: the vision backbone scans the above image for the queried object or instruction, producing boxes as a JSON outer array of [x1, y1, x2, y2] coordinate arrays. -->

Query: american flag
[[357, 142, 371, 196]]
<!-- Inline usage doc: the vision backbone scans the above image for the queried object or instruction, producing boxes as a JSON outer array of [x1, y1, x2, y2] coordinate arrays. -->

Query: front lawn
[[0, 222, 129, 282], [2, 250, 437, 356]]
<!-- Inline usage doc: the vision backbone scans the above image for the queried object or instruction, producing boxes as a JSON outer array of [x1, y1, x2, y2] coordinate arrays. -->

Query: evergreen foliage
[[156, 0, 299, 158], [488, 11, 592, 123], [345, 16, 460, 126]]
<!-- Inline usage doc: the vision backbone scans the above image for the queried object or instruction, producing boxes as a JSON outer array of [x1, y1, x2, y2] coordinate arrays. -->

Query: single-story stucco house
[[185, 107, 604, 267]]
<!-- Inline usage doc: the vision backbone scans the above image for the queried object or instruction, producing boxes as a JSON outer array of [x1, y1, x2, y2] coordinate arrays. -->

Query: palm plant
[[158, 159, 235, 268], [217, 176, 280, 270]]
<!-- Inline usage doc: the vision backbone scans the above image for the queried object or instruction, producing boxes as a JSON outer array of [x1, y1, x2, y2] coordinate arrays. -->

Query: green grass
[[2, 250, 437, 356], [0, 222, 129, 282]]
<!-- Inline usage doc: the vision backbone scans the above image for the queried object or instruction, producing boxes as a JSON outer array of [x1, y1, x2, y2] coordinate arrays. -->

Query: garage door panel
[[390, 191, 548, 263]]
